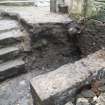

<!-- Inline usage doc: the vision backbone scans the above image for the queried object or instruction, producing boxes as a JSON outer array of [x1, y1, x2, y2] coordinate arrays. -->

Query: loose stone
[[80, 90, 96, 98], [65, 101, 74, 105], [96, 93, 105, 105], [76, 98, 90, 105], [93, 96, 98, 102], [98, 86, 105, 92], [91, 96, 98, 105], [76, 94, 84, 98]]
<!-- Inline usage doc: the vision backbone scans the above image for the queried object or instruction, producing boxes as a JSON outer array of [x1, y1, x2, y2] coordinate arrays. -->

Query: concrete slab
[[30, 50, 105, 105]]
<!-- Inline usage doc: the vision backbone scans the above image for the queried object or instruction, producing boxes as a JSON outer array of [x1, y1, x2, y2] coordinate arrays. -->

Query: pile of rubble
[[66, 70, 105, 105]]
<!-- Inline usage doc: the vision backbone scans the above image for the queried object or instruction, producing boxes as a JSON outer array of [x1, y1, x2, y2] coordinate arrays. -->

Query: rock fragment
[[76, 98, 90, 105]]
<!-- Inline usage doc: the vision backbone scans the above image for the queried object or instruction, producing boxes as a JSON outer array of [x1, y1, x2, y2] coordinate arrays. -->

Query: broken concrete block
[[30, 50, 105, 105]]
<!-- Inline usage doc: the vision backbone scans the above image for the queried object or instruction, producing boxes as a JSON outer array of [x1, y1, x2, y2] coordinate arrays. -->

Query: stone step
[[0, 46, 21, 64], [0, 58, 26, 81], [0, 29, 25, 48], [30, 50, 105, 105], [0, 19, 18, 32], [0, 1, 34, 6]]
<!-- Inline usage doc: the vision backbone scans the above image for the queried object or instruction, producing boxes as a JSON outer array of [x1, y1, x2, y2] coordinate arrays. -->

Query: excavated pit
[[25, 22, 81, 71]]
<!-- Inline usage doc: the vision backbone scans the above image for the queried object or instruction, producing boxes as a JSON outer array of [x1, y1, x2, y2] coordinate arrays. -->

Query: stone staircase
[[0, 18, 26, 81], [0, 0, 34, 6]]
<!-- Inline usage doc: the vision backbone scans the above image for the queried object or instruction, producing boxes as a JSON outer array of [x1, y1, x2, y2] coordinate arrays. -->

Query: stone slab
[[0, 58, 26, 81], [0, 46, 20, 64], [0, 29, 25, 40], [0, 1, 34, 6], [0, 6, 71, 24], [0, 19, 18, 32], [30, 50, 105, 105], [0, 29, 25, 48]]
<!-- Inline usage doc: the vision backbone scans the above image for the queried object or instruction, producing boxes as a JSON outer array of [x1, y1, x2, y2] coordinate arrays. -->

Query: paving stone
[[30, 50, 105, 105], [0, 46, 21, 63], [0, 58, 26, 81]]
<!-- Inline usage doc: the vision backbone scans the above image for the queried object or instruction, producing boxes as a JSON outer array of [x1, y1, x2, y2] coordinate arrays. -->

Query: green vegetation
[[70, 0, 105, 22]]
